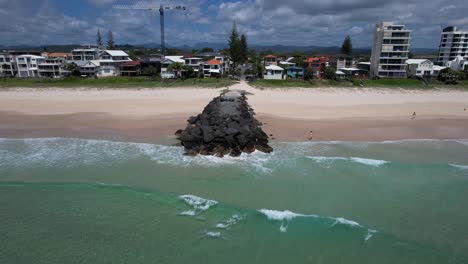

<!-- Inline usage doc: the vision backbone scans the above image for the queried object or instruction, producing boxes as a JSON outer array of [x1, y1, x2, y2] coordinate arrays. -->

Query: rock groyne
[[176, 90, 273, 157]]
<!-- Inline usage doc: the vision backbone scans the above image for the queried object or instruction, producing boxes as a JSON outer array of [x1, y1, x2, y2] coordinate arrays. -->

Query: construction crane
[[113, 2, 186, 58]]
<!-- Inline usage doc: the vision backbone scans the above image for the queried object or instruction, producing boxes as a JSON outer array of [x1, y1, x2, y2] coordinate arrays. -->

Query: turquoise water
[[1, 138, 467, 263]]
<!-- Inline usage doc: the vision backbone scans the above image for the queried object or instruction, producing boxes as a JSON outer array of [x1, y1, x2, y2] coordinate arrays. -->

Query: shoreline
[[1, 111, 467, 143], [1, 83, 467, 143]]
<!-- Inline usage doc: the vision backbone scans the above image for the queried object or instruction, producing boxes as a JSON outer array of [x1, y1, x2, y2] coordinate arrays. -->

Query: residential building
[[445, 55, 467, 71], [370, 22, 411, 78], [72, 45, 101, 61], [139, 55, 162, 74], [437, 26, 468, 65], [161, 56, 185, 77], [42, 52, 72, 60], [38, 57, 66, 78], [286, 67, 304, 78], [406, 59, 434, 77], [264, 65, 284, 80], [74, 60, 100, 76], [16, 55, 45, 77], [264, 55, 278, 66], [201, 58, 222, 77], [330, 54, 354, 70], [0, 53, 17, 77], [214, 56, 230, 75], [184, 56, 203, 73], [432, 65, 447, 77], [120, 61, 141, 77], [304, 56, 329, 77], [97, 50, 132, 77]]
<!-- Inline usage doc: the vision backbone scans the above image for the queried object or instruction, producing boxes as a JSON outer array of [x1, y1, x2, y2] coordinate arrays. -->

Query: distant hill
[[1, 42, 438, 56]]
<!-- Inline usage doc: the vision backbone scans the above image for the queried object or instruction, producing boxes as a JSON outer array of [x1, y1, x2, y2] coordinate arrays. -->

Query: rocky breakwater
[[176, 90, 273, 157]]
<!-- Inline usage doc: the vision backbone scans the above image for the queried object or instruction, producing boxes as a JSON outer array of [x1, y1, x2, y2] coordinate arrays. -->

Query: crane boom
[[113, 3, 186, 57]]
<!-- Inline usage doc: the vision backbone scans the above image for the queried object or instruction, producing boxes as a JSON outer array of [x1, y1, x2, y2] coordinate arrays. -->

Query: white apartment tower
[[437, 26, 468, 65], [371, 22, 411, 78]]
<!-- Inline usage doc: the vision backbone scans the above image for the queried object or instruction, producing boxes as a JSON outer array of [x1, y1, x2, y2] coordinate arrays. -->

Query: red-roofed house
[[120, 61, 141, 77], [304, 56, 330, 77], [201, 58, 222, 77]]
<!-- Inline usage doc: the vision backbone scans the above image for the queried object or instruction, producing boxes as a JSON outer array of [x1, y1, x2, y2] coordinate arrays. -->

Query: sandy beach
[[1, 82, 468, 142]]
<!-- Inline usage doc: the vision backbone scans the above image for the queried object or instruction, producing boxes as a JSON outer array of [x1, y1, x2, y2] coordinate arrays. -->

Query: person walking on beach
[[411, 112, 416, 120]]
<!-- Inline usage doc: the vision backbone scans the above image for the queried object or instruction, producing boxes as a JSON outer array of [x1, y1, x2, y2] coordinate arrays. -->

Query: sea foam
[[450, 164, 468, 170], [179, 195, 218, 212], [307, 156, 388, 167], [257, 209, 366, 232]]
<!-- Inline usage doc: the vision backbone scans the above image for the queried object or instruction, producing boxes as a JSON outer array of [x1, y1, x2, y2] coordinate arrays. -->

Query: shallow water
[[1, 138, 467, 263]]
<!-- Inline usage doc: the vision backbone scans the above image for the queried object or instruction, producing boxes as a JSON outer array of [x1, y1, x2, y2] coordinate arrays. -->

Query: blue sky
[[0, 0, 467, 48]]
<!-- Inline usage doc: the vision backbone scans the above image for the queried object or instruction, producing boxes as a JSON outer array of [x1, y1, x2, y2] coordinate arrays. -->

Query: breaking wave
[[307, 156, 388, 167], [450, 164, 468, 171], [257, 208, 376, 240], [178, 195, 218, 216]]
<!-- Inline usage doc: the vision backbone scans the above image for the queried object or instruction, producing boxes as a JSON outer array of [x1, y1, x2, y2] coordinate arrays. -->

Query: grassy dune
[[0, 77, 237, 89]]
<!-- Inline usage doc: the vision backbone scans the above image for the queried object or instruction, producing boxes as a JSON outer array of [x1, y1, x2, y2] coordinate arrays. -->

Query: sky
[[0, 0, 467, 48]]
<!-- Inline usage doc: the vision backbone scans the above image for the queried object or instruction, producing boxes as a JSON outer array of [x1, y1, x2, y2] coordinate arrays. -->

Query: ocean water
[[0, 137, 467, 263]]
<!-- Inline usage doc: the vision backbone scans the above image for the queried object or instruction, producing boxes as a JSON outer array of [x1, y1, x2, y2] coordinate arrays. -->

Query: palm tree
[[167, 62, 184, 78]]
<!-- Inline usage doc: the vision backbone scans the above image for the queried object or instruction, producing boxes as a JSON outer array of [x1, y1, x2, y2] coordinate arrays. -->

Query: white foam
[[0, 137, 276, 174], [179, 195, 218, 211], [332, 217, 361, 227], [450, 164, 468, 170], [179, 210, 197, 216], [365, 229, 378, 242], [258, 209, 312, 221], [215, 214, 243, 230], [204, 231, 222, 238], [350, 158, 388, 167], [258, 208, 368, 233], [307, 156, 388, 167]]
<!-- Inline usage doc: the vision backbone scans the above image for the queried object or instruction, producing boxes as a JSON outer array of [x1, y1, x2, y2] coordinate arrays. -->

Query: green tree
[[228, 22, 241, 68], [408, 52, 414, 59], [438, 68, 460, 84], [142, 65, 160, 78], [240, 34, 248, 63], [341, 35, 353, 55], [167, 62, 184, 78], [181, 65, 195, 78], [324, 67, 337, 80], [64, 63, 81, 77], [96, 29, 103, 46], [200, 47, 214, 53], [107, 30, 115, 50], [303, 67, 315, 80]]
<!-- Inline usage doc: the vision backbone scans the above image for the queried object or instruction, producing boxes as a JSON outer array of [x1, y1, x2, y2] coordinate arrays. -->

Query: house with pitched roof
[[201, 58, 222, 77]]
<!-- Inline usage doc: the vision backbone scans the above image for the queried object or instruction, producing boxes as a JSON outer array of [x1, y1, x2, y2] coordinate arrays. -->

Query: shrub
[[303, 67, 314, 80], [324, 67, 337, 80]]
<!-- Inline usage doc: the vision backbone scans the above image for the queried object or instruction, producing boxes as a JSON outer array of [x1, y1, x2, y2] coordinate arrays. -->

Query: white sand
[[1, 82, 467, 120]]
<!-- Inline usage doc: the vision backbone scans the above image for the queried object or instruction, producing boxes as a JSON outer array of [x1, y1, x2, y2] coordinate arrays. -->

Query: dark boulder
[[175, 90, 273, 157]]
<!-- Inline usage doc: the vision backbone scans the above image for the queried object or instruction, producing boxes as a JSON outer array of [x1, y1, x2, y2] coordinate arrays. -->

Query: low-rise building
[[445, 55, 467, 71], [16, 55, 45, 77], [201, 58, 222, 77], [406, 59, 434, 77], [0, 53, 17, 77], [161, 56, 185, 77], [264, 65, 284, 80], [264, 55, 278, 66], [38, 57, 66, 78], [120, 61, 141, 77], [72, 45, 101, 61], [304, 56, 330, 77], [330, 54, 354, 70], [286, 67, 304, 78]]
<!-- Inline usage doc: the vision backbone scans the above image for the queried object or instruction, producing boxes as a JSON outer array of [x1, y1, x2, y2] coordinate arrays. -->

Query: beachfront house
[[97, 50, 132, 77], [0, 53, 17, 77], [330, 54, 354, 70], [286, 67, 304, 78], [201, 58, 222, 77], [161, 56, 185, 78], [304, 56, 330, 77], [445, 56, 467, 71], [120, 61, 141, 77], [432, 65, 447, 77], [184, 55, 203, 73], [264, 65, 284, 80], [406, 59, 434, 78], [15, 55, 45, 77], [38, 57, 66, 78]]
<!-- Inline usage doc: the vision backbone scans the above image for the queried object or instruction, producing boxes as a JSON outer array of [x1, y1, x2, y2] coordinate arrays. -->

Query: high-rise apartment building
[[437, 26, 468, 65]]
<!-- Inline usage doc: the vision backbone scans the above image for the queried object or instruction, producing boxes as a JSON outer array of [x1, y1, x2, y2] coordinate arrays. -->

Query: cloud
[[0, 0, 467, 48]]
